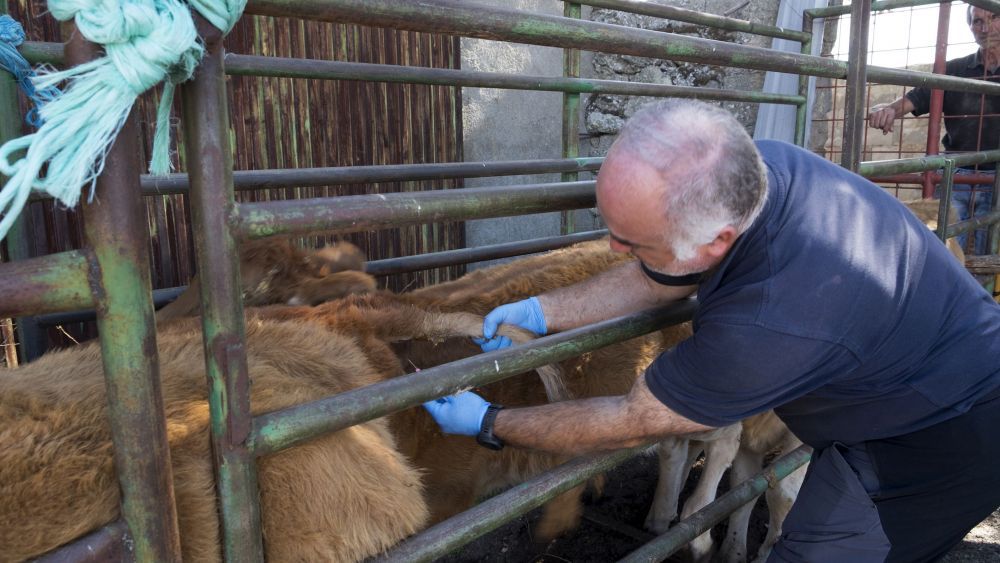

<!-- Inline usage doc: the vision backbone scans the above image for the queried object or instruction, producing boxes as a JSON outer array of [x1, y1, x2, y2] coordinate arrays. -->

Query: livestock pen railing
[[2, 0, 1000, 562]]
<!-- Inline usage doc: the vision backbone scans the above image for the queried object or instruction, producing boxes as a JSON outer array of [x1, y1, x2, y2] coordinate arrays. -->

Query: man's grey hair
[[609, 99, 768, 259]]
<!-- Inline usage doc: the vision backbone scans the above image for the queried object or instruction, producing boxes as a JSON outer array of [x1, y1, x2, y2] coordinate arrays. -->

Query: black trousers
[[770, 386, 1000, 563]]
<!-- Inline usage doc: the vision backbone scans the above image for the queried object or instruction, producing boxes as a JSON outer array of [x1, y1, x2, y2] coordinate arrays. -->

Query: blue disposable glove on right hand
[[477, 296, 547, 352], [422, 391, 491, 436]]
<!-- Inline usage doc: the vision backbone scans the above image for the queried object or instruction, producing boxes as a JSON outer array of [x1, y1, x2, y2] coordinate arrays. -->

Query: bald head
[[605, 100, 768, 258]]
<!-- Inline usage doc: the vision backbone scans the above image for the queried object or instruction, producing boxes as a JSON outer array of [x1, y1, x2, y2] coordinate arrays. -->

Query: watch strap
[[476, 404, 505, 451]]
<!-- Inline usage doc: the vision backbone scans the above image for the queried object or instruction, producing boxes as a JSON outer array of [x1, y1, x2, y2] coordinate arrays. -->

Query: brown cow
[[156, 238, 375, 323], [238, 239, 671, 540], [0, 317, 427, 562]]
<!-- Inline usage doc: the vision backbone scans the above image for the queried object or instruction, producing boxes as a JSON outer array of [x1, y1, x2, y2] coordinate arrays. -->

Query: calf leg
[[718, 449, 763, 563], [755, 440, 807, 563], [644, 436, 696, 534], [534, 484, 587, 541], [682, 425, 741, 563]]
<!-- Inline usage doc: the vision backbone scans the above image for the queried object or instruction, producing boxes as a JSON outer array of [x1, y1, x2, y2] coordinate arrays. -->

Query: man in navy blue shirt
[[424, 100, 1000, 562]]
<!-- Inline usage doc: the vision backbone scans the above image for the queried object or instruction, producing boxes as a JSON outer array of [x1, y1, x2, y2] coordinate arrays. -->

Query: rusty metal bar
[[618, 445, 812, 563], [180, 18, 264, 562], [249, 300, 696, 457], [377, 446, 647, 562], [22, 45, 804, 108], [236, 180, 597, 239], [577, 0, 809, 42], [946, 210, 1000, 239], [366, 229, 609, 276], [807, 0, 952, 18], [858, 150, 1000, 176], [923, 2, 952, 198], [66, 27, 181, 562], [38, 230, 604, 326], [137, 158, 602, 196], [223, 54, 803, 105], [0, 251, 94, 317], [132, 158, 604, 197], [561, 1, 581, 235], [243, 0, 1000, 96], [937, 159, 957, 242], [35, 287, 187, 328], [32, 521, 131, 563], [841, 0, 871, 172]]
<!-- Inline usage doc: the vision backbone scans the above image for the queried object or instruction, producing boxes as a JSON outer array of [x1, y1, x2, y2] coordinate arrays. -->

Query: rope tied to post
[[0, 0, 247, 243], [0, 15, 61, 128]]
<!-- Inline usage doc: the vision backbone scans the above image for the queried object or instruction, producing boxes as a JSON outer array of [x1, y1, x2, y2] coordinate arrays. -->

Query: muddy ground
[[439, 453, 1000, 563]]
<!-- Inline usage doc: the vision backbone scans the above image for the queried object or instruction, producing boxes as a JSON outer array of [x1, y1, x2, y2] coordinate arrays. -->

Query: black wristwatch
[[476, 404, 505, 451]]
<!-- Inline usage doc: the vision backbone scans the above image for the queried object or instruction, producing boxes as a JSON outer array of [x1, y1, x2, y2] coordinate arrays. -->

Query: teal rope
[[0, 0, 246, 243], [0, 15, 61, 127]]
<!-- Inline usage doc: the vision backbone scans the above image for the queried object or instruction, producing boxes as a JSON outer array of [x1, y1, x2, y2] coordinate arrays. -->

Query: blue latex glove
[[422, 391, 491, 436], [477, 296, 547, 352]]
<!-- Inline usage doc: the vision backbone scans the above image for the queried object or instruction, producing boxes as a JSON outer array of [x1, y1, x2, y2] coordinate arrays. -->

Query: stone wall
[[582, 0, 783, 159]]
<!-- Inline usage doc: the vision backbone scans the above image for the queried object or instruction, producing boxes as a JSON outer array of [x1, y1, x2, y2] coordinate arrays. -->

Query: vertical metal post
[[180, 17, 264, 562], [841, 0, 871, 172], [65, 27, 182, 562], [923, 1, 951, 198], [937, 159, 957, 242], [561, 1, 581, 235], [794, 13, 813, 147], [0, 0, 43, 363], [987, 166, 999, 295]]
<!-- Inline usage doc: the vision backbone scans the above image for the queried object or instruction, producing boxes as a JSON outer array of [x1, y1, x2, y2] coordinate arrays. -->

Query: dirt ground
[[440, 453, 1000, 562]]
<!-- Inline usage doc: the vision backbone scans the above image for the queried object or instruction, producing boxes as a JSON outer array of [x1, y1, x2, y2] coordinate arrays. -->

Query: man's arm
[[492, 374, 715, 456], [868, 96, 917, 134], [538, 260, 696, 332]]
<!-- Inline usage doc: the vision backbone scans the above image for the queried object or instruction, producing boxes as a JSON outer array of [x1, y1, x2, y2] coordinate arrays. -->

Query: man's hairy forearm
[[538, 261, 694, 332], [492, 392, 711, 456]]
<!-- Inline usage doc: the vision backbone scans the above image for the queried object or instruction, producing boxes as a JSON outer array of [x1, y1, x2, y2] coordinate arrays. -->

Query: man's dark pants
[[769, 386, 1000, 562]]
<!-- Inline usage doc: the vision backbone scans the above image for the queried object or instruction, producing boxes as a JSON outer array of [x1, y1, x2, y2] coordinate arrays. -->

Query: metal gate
[[1, 1, 999, 562]]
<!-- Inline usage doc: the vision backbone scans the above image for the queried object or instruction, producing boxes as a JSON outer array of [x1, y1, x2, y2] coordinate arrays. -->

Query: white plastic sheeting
[[754, 0, 831, 143]]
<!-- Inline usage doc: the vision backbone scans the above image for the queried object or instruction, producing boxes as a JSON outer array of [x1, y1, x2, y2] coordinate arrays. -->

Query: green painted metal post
[[64, 25, 182, 562], [988, 165, 999, 295], [936, 159, 957, 242], [794, 13, 813, 147], [561, 1, 581, 235], [180, 17, 265, 562], [841, 0, 871, 172]]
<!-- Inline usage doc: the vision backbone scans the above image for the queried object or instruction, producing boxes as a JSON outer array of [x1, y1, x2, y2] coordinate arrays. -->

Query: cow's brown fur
[[156, 238, 375, 322], [0, 318, 427, 562], [388, 241, 693, 539], [903, 198, 966, 263]]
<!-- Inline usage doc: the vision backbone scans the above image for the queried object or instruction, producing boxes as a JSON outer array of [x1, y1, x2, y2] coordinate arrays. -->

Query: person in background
[[868, 5, 1000, 256], [426, 100, 1000, 562]]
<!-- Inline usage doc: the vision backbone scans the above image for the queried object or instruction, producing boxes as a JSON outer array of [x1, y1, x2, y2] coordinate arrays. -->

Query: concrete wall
[[461, 0, 782, 264], [461, 1, 600, 267]]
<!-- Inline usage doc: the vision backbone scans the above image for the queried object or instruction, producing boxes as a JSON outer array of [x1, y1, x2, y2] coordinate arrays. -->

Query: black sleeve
[[640, 261, 702, 287], [905, 87, 930, 117]]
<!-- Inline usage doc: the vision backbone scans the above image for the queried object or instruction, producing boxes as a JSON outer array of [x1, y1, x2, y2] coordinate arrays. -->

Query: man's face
[[595, 152, 718, 276], [970, 8, 1000, 49]]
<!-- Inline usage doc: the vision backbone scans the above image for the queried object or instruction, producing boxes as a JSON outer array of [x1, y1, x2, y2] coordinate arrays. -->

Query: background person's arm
[[868, 96, 916, 134]]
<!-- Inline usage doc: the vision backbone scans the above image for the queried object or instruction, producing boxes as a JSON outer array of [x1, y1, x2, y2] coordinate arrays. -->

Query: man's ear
[[705, 225, 739, 259]]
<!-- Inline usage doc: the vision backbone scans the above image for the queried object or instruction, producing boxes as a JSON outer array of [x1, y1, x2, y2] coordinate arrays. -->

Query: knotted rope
[[0, 0, 246, 242], [0, 15, 61, 127]]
